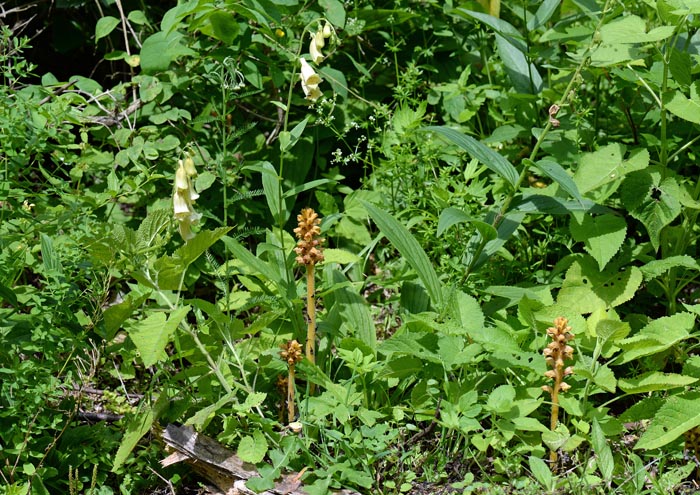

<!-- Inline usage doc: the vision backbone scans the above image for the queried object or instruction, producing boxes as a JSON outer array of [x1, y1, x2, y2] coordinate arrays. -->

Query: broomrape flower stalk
[[173, 156, 201, 241], [542, 316, 575, 467], [293, 208, 324, 368], [280, 340, 303, 423]]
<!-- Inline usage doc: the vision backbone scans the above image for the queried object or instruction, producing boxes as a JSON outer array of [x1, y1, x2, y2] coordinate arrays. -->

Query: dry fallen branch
[[160, 423, 363, 495]]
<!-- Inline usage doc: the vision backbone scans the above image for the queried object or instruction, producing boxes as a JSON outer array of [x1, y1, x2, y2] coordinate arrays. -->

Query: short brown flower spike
[[280, 339, 303, 366], [542, 316, 575, 467], [294, 208, 325, 266]]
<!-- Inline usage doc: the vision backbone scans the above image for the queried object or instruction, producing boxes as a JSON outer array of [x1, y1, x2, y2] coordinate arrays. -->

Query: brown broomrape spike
[[542, 316, 575, 468], [293, 208, 324, 370], [280, 340, 303, 423]]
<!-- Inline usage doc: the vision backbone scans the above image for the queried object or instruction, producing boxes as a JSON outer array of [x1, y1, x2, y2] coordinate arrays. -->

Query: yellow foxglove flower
[[299, 58, 322, 102], [173, 159, 202, 241], [309, 29, 325, 64]]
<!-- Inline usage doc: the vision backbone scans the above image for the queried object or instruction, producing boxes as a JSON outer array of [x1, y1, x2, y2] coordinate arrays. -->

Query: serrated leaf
[[640, 255, 700, 281], [592, 418, 614, 481], [127, 306, 189, 367], [137, 209, 171, 249], [593, 364, 617, 393], [422, 126, 519, 188], [573, 144, 649, 197], [600, 15, 674, 44], [237, 430, 268, 464], [532, 158, 583, 204], [620, 172, 681, 250], [664, 86, 700, 124], [618, 372, 698, 394], [186, 391, 237, 428], [635, 392, 700, 450], [569, 214, 626, 270], [362, 201, 443, 308], [618, 312, 695, 364], [486, 384, 516, 414], [437, 207, 497, 240], [556, 256, 643, 314]]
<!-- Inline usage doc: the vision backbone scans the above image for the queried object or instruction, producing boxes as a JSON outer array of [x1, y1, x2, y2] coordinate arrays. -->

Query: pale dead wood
[[160, 423, 363, 495]]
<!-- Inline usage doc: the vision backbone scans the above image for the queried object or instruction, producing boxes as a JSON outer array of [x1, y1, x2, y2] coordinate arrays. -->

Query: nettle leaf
[[664, 82, 700, 124], [422, 126, 519, 188], [600, 15, 675, 44], [237, 430, 268, 464], [620, 170, 681, 251], [127, 306, 190, 368], [136, 209, 171, 249], [618, 372, 698, 394], [569, 214, 626, 270], [635, 392, 700, 450], [618, 312, 695, 364], [573, 143, 649, 199], [640, 255, 700, 281], [556, 256, 642, 314], [362, 201, 443, 308]]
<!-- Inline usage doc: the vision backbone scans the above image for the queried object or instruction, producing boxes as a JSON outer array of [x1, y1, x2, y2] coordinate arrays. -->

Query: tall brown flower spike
[[542, 316, 575, 467], [280, 340, 303, 423], [294, 208, 324, 371]]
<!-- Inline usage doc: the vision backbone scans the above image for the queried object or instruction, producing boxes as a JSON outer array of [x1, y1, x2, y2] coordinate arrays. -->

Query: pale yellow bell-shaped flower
[[299, 58, 323, 102], [173, 158, 202, 241]]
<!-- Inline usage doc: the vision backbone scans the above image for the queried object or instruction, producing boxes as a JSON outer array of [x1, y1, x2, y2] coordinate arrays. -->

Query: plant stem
[[305, 263, 317, 364]]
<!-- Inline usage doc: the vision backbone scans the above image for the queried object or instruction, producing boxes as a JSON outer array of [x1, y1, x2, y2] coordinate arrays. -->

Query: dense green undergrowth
[[2, 0, 700, 494]]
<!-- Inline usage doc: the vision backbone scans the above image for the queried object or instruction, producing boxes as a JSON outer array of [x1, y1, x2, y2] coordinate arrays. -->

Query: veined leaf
[[664, 85, 700, 124], [422, 126, 519, 188], [437, 207, 497, 241], [237, 430, 268, 464], [635, 392, 700, 450], [529, 456, 554, 490], [618, 312, 695, 364], [557, 256, 642, 314], [618, 372, 698, 394], [362, 201, 443, 308], [592, 418, 614, 481], [640, 255, 700, 281], [531, 158, 584, 204], [451, 9, 526, 53], [569, 214, 626, 271], [573, 143, 649, 198], [527, 0, 561, 31], [136, 209, 171, 249], [511, 195, 608, 215], [496, 34, 543, 94], [600, 15, 675, 44], [127, 306, 190, 368]]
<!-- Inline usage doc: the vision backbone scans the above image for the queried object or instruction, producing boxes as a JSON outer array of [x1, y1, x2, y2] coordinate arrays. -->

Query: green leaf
[[618, 372, 698, 394], [620, 171, 681, 251], [40, 233, 63, 276], [531, 159, 584, 204], [319, 0, 346, 27], [329, 269, 377, 351], [279, 116, 309, 152], [127, 306, 189, 367], [496, 34, 542, 94], [573, 143, 649, 198], [669, 48, 692, 88], [664, 85, 700, 124], [282, 178, 333, 199], [569, 214, 626, 270], [486, 384, 516, 414], [140, 30, 195, 74], [527, 0, 561, 31], [0, 281, 18, 308], [437, 207, 497, 240], [640, 255, 700, 281], [206, 11, 239, 44], [258, 161, 282, 222], [102, 291, 150, 341], [451, 9, 526, 53], [635, 392, 700, 450], [557, 256, 642, 314], [95, 16, 120, 41], [362, 201, 443, 308], [237, 430, 268, 463], [186, 391, 237, 429], [136, 209, 172, 249], [112, 394, 167, 472], [592, 418, 614, 481], [618, 312, 695, 364], [528, 456, 553, 490], [511, 195, 606, 215], [318, 66, 348, 99], [593, 364, 617, 393], [422, 126, 519, 188], [323, 248, 361, 264]]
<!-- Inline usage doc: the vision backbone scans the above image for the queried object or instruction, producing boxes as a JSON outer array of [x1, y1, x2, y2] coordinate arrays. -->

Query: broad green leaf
[[279, 116, 309, 152], [669, 48, 692, 88], [161, 0, 197, 33], [496, 34, 542, 94], [362, 201, 443, 308], [593, 364, 617, 393], [448, 290, 485, 334], [282, 178, 333, 199], [237, 430, 268, 464], [600, 15, 675, 44], [319, 0, 346, 27], [528, 456, 554, 490], [102, 291, 150, 341], [573, 143, 649, 197], [0, 281, 17, 308], [592, 418, 614, 481], [329, 269, 376, 351], [635, 392, 700, 450], [664, 85, 700, 124], [527, 0, 561, 31], [175, 227, 232, 267], [422, 126, 519, 188], [618, 312, 695, 364], [40, 233, 63, 276], [640, 255, 700, 281], [620, 171, 681, 251], [95, 16, 120, 41], [557, 256, 642, 314], [186, 391, 237, 428], [618, 372, 698, 394], [451, 9, 526, 53], [140, 30, 195, 74], [323, 248, 361, 264], [531, 159, 584, 204], [511, 195, 607, 215], [112, 393, 167, 472], [205, 11, 239, 44], [437, 207, 497, 241], [127, 306, 189, 367], [486, 384, 516, 414], [220, 237, 282, 285], [569, 214, 626, 270], [258, 161, 281, 222], [136, 209, 171, 249]]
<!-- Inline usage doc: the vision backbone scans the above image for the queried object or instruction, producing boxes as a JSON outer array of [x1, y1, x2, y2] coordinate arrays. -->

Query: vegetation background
[[2, 0, 700, 494]]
